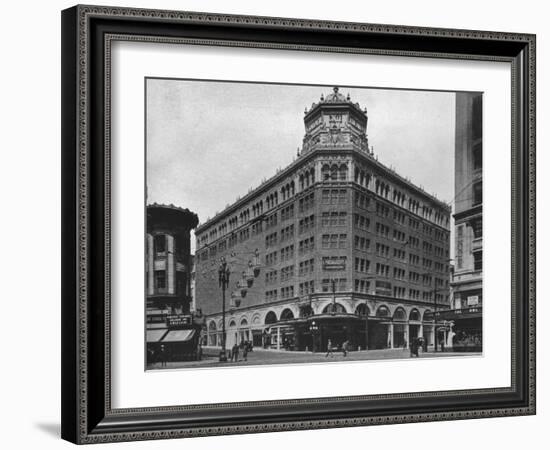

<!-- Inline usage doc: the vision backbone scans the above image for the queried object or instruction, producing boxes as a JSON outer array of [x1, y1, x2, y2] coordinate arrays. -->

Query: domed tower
[[301, 86, 370, 156]]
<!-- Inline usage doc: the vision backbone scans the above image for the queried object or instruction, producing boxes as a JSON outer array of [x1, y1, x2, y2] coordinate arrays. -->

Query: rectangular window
[[472, 218, 482, 238], [473, 142, 482, 170], [154, 234, 166, 253], [473, 181, 483, 205], [474, 250, 482, 271], [154, 270, 166, 289]]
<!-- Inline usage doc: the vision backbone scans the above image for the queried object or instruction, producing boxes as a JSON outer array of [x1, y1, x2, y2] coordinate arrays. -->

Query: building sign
[[375, 280, 392, 293], [166, 314, 192, 328], [467, 295, 479, 306], [322, 257, 346, 271]]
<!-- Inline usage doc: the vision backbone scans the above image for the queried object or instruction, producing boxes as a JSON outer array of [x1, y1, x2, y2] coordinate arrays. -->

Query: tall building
[[195, 87, 451, 353], [445, 92, 483, 351], [145, 204, 201, 362]]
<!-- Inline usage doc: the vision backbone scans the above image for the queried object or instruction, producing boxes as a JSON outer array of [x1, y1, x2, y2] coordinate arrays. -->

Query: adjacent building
[[145, 204, 201, 362], [444, 92, 483, 351], [195, 87, 452, 353]]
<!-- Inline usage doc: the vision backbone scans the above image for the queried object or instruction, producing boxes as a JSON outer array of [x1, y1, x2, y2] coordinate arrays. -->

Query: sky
[[146, 79, 456, 253]]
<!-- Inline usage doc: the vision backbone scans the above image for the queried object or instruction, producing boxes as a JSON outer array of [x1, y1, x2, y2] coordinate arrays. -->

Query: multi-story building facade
[[195, 87, 451, 353], [444, 92, 483, 351], [146, 204, 201, 361]]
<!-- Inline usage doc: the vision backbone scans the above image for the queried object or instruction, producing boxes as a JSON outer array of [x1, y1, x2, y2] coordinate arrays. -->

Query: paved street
[[147, 347, 481, 370]]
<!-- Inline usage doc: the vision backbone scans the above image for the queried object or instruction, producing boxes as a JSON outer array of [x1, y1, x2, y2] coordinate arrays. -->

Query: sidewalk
[[148, 347, 480, 370]]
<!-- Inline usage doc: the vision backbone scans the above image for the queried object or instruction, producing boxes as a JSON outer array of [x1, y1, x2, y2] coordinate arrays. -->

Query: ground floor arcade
[[203, 295, 448, 353]]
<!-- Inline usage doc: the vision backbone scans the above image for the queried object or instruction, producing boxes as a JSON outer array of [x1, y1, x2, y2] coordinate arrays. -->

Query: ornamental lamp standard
[[361, 275, 378, 352], [309, 320, 319, 353], [218, 257, 231, 362]]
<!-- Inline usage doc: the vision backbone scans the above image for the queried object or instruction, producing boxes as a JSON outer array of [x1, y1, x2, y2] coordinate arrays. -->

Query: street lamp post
[[362, 275, 378, 351], [309, 320, 319, 353], [218, 257, 230, 362]]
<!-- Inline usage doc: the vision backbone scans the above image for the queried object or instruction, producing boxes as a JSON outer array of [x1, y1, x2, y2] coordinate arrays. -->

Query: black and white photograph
[[144, 79, 483, 369]]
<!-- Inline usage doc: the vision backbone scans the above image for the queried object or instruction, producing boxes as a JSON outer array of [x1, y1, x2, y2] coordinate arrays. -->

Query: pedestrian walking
[[233, 343, 240, 362], [342, 340, 349, 357], [325, 339, 334, 358], [242, 342, 248, 361]]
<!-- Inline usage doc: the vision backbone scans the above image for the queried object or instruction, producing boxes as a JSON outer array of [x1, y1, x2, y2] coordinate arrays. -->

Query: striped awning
[[146, 329, 167, 343], [162, 329, 195, 342]]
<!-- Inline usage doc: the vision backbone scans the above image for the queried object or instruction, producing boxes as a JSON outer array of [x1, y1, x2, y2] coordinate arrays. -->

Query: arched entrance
[[393, 307, 407, 348], [368, 305, 391, 349], [239, 318, 250, 344], [408, 309, 422, 344], [263, 311, 277, 348]]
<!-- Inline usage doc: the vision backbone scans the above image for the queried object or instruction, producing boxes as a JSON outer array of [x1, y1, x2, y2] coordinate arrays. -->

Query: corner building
[[146, 204, 201, 362], [195, 87, 451, 353]]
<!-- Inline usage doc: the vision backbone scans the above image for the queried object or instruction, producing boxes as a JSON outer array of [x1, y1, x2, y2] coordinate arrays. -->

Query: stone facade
[[195, 87, 451, 352]]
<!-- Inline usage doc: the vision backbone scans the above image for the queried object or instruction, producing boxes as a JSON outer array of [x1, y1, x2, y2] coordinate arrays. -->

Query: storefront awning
[[146, 329, 167, 343], [162, 329, 195, 342], [147, 322, 168, 329]]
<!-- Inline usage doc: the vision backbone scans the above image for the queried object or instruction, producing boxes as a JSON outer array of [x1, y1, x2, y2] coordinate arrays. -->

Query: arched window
[[338, 164, 348, 181], [355, 303, 370, 316], [322, 164, 331, 181], [330, 164, 338, 180], [240, 318, 248, 327], [280, 308, 295, 321], [323, 302, 347, 314], [376, 305, 390, 318], [409, 309, 421, 321], [393, 307, 407, 321], [264, 311, 277, 325]]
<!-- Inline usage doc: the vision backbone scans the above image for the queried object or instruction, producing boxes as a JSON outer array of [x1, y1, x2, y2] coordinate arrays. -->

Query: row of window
[[262, 282, 449, 302], [321, 234, 347, 249], [200, 171, 452, 248], [280, 244, 294, 262], [299, 214, 315, 234]]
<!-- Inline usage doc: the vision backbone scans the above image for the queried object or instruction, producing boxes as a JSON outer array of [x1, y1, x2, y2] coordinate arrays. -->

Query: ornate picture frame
[[61, 5, 536, 444]]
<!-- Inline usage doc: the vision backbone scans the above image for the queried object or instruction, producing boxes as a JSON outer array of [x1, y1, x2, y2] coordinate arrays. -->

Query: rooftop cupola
[[300, 87, 370, 155]]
